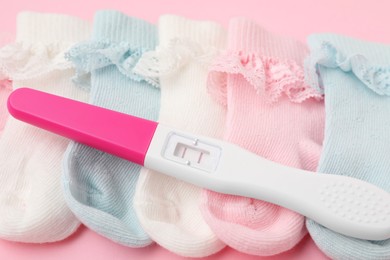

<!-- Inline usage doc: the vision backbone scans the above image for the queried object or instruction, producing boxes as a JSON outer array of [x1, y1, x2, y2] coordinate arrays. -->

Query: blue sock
[[305, 34, 390, 259], [62, 10, 159, 247]]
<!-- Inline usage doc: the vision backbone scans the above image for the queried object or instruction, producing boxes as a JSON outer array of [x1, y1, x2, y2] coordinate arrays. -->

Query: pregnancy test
[[7, 87, 390, 241]]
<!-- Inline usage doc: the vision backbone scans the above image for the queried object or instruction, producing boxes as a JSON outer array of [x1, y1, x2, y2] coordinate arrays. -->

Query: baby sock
[[305, 34, 390, 260], [199, 18, 324, 256], [0, 12, 90, 242], [133, 15, 226, 257], [62, 10, 157, 247], [0, 79, 12, 135]]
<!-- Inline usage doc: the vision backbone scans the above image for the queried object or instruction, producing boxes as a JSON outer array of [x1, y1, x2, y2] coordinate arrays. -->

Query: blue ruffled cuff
[[66, 41, 159, 90], [305, 34, 390, 96]]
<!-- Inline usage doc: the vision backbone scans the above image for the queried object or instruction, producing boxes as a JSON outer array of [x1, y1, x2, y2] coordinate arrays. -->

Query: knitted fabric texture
[[199, 18, 324, 256], [133, 15, 227, 257], [0, 12, 90, 243], [62, 10, 158, 247], [305, 33, 390, 260], [0, 79, 12, 136]]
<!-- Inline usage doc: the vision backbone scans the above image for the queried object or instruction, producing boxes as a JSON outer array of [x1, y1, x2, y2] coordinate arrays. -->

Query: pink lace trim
[[207, 50, 323, 105]]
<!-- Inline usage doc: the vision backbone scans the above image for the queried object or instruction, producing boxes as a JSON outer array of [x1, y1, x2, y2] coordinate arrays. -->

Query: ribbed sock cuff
[[159, 15, 226, 48], [307, 33, 390, 63], [93, 10, 157, 49], [16, 11, 91, 44], [228, 17, 307, 63]]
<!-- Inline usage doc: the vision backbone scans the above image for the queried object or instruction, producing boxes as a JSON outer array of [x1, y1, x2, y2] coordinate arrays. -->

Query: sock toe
[[200, 190, 306, 256]]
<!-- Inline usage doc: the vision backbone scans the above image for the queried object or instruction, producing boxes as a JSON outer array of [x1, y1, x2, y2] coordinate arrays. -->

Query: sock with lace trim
[[199, 18, 325, 256], [62, 10, 158, 247], [0, 12, 90, 242], [133, 15, 227, 257], [305, 33, 390, 260]]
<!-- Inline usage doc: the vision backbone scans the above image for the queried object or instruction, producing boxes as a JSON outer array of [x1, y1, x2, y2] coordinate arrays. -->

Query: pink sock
[[0, 79, 12, 136], [200, 18, 325, 256]]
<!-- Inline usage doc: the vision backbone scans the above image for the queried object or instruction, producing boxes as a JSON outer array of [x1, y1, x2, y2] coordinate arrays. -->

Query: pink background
[[0, 0, 388, 259]]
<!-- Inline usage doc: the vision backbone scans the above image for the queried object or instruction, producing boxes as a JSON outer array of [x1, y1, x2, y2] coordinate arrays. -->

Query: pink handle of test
[[7, 88, 158, 166]]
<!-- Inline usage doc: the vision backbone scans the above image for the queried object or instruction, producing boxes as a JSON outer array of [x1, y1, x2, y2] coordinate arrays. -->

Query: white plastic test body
[[7, 88, 390, 241], [146, 125, 390, 241]]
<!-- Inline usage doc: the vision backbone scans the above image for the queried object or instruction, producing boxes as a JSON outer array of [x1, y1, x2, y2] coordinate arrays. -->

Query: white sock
[[0, 80, 12, 136], [133, 15, 227, 257], [0, 12, 90, 243]]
